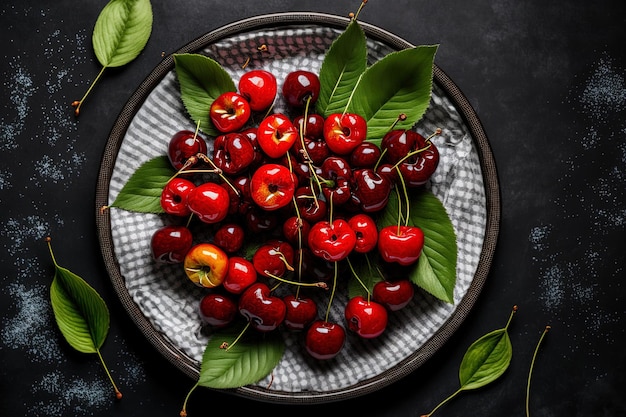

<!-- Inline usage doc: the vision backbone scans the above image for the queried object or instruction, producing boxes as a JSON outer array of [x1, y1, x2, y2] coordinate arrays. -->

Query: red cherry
[[293, 113, 325, 139], [238, 283, 286, 332], [212, 132, 255, 175], [213, 223, 245, 253], [238, 69, 277, 111], [252, 240, 294, 278], [199, 293, 238, 328], [250, 163, 296, 211], [323, 113, 367, 155], [378, 225, 424, 266], [373, 279, 415, 311], [294, 186, 328, 223], [282, 216, 311, 247], [282, 70, 320, 107], [381, 130, 440, 187], [167, 130, 207, 170], [348, 213, 378, 253], [308, 219, 356, 262], [187, 182, 230, 224], [319, 156, 352, 206], [283, 295, 318, 331], [256, 113, 299, 158], [150, 225, 193, 264], [209, 91, 251, 133], [351, 168, 392, 213], [344, 296, 388, 338], [350, 142, 382, 168], [223, 256, 257, 295], [160, 178, 195, 216], [305, 320, 345, 360]]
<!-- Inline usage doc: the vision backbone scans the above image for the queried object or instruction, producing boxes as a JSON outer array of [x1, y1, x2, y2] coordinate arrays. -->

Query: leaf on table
[[173, 53, 237, 137], [110, 155, 175, 213]]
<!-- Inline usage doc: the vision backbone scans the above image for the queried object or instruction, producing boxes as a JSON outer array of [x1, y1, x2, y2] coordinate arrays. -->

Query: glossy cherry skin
[[351, 168, 392, 213], [150, 225, 193, 264], [183, 243, 229, 288], [213, 223, 245, 253], [344, 296, 388, 338], [187, 182, 230, 224], [305, 320, 346, 360], [257, 113, 299, 159], [293, 113, 325, 140], [282, 216, 311, 247], [223, 256, 257, 295], [348, 213, 378, 253], [378, 225, 424, 266], [283, 295, 318, 331], [160, 177, 195, 216], [320, 156, 352, 206], [212, 132, 255, 175], [308, 219, 356, 262], [199, 293, 238, 328], [350, 141, 382, 168], [373, 279, 415, 311], [167, 130, 208, 170], [381, 129, 440, 187], [239, 283, 286, 332], [294, 186, 327, 223], [282, 70, 320, 107], [209, 91, 251, 133], [238, 69, 277, 111], [252, 240, 295, 278], [323, 113, 367, 155], [250, 163, 296, 211]]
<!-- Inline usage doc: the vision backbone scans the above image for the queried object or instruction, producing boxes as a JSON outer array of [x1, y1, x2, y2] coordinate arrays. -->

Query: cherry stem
[[388, 113, 407, 132], [346, 257, 371, 301], [263, 271, 328, 290], [96, 348, 123, 400], [324, 262, 339, 322], [180, 381, 199, 417], [351, 0, 368, 20], [421, 387, 463, 417], [505, 304, 518, 330], [195, 153, 240, 197], [395, 164, 411, 227], [72, 65, 106, 117], [526, 325, 551, 417], [225, 322, 251, 351]]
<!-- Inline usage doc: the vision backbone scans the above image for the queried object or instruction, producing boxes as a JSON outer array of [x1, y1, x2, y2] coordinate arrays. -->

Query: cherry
[[381, 129, 440, 187], [350, 141, 382, 168], [238, 69, 277, 111], [308, 218, 356, 262], [351, 168, 392, 213], [212, 132, 255, 175], [283, 295, 318, 331], [150, 225, 193, 264], [282, 216, 311, 247], [223, 256, 257, 295], [344, 296, 388, 338], [294, 186, 328, 223], [319, 156, 352, 206], [183, 243, 229, 288], [239, 283, 286, 332], [348, 213, 378, 253], [252, 240, 294, 278], [199, 293, 238, 328], [250, 163, 296, 211], [160, 177, 195, 216], [305, 320, 345, 360], [293, 113, 325, 140], [256, 113, 299, 159], [323, 113, 367, 155], [373, 279, 415, 311], [187, 182, 230, 224], [213, 223, 245, 253], [282, 70, 320, 107], [377, 225, 424, 266], [209, 91, 251, 133], [167, 130, 208, 171]]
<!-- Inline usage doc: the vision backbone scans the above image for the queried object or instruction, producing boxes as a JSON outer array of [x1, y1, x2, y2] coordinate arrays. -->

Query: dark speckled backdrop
[[1, 1, 624, 416]]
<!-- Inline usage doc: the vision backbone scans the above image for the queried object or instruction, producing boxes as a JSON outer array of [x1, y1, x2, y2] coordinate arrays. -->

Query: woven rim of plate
[[95, 12, 501, 404]]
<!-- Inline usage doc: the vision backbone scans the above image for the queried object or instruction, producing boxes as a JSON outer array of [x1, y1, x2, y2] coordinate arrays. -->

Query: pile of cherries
[[150, 68, 440, 360]]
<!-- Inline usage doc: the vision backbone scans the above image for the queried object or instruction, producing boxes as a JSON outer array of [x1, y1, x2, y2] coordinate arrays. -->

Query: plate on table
[[95, 12, 500, 404]]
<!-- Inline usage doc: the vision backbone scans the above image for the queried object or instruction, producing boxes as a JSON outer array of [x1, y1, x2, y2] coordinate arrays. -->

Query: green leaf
[[110, 155, 175, 213], [316, 19, 368, 117], [197, 325, 285, 389], [49, 255, 110, 354], [92, 0, 153, 68], [173, 53, 237, 136], [379, 188, 457, 303], [347, 45, 438, 144]]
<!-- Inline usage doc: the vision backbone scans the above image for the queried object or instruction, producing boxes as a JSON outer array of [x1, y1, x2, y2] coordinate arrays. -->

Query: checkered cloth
[[107, 25, 486, 394]]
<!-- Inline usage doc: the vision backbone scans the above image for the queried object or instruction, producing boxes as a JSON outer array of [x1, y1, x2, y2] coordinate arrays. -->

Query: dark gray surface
[[1, 1, 624, 416]]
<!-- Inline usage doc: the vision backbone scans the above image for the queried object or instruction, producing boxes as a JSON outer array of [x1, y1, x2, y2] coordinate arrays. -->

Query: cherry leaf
[[458, 327, 512, 390], [173, 53, 237, 136], [347, 45, 438, 143], [378, 188, 457, 303], [197, 324, 285, 389], [110, 155, 175, 213], [316, 19, 368, 117], [92, 0, 153, 68]]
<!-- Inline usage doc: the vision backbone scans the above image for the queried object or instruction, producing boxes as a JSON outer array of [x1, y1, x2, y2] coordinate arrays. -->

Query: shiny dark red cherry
[[167, 130, 207, 171], [344, 296, 388, 338], [213, 223, 245, 253], [150, 225, 193, 264], [282, 70, 320, 107], [351, 168, 392, 213], [238, 283, 286, 332], [160, 177, 195, 216], [373, 279, 415, 311], [283, 295, 318, 331], [212, 132, 255, 175], [305, 320, 346, 360], [238, 69, 277, 111], [199, 293, 238, 328], [350, 141, 382, 168]]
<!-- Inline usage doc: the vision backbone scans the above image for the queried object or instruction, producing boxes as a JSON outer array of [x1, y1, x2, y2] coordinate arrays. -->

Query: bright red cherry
[[308, 219, 356, 262], [213, 223, 245, 253], [344, 296, 388, 338], [250, 163, 296, 211], [305, 320, 345, 360], [150, 225, 193, 264], [238, 69, 277, 111], [256, 113, 299, 158], [223, 256, 257, 295], [252, 240, 295, 278], [283, 295, 318, 331], [186, 182, 230, 224], [209, 91, 251, 133], [160, 177, 195, 216], [378, 225, 424, 266], [239, 283, 286, 332], [167, 130, 208, 170], [373, 279, 415, 311], [212, 132, 255, 175], [348, 213, 378, 253], [199, 293, 238, 328], [282, 70, 320, 107], [351, 168, 392, 213], [323, 113, 367, 155], [381, 129, 440, 187]]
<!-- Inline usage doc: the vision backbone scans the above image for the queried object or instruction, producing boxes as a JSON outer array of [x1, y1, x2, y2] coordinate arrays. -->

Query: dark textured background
[[1, 1, 625, 416]]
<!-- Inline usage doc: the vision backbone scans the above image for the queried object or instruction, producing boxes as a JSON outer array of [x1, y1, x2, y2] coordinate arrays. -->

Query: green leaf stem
[[316, 19, 368, 117], [347, 45, 438, 144], [173, 53, 237, 136], [110, 155, 175, 213]]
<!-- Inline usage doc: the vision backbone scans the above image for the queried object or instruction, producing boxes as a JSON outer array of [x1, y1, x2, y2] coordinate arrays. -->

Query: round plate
[[95, 12, 500, 404]]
